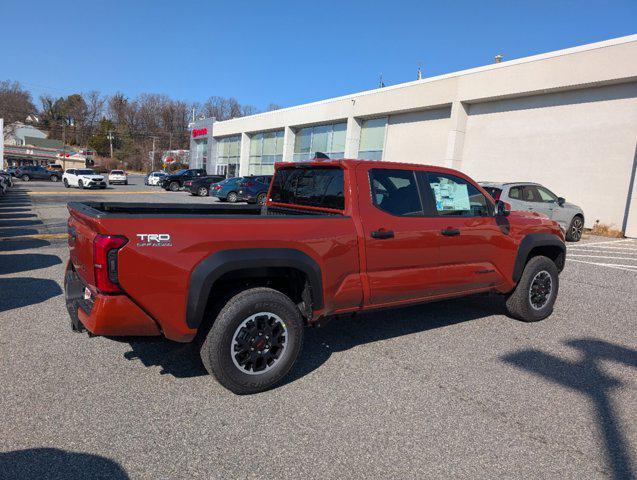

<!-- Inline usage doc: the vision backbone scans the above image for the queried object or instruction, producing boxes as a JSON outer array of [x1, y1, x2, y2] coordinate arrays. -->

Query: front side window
[[536, 186, 558, 203], [270, 166, 344, 210], [369, 169, 423, 217], [427, 173, 491, 217]]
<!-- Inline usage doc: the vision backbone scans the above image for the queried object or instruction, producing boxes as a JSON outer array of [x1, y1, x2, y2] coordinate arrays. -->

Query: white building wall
[[383, 107, 451, 165], [462, 82, 637, 229]]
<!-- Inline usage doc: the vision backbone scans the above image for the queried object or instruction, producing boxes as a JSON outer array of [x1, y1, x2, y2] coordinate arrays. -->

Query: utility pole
[[107, 131, 114, 160], [150, 136, 157, 172]]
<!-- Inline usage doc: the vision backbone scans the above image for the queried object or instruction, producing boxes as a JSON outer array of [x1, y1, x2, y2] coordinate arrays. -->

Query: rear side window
[[509, 186, 521, 199], [270, 167, 344, 210], [369, 169, 423, 216]]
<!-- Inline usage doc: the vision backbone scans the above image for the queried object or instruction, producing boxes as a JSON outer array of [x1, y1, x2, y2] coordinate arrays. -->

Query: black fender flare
[[186, 248, 323, 329], [512, 233, 566, 282]]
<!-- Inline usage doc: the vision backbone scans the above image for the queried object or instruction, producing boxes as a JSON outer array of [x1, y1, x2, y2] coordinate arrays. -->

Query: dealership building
[[191, 34, 637, 236]]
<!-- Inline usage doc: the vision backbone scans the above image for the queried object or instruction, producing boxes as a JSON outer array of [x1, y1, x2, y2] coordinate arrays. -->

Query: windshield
[[171, 169, 187, 176], [111, 170, 124, 174], [76, 169, 95, 175]]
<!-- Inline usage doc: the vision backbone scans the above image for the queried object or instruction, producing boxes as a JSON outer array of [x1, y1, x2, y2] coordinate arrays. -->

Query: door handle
[[441, 228, 460, 236], [371, 229, 395, 239]]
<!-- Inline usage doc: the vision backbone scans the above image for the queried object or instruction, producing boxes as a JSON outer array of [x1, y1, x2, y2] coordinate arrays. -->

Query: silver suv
[[479, 182, 585, 242]]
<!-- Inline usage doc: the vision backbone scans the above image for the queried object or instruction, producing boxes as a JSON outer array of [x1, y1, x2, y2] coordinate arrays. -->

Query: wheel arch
[[186, 248, 323, 330], [513, 233, 566, 282]]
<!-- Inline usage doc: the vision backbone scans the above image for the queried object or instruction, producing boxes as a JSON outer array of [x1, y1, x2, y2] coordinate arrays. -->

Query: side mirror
[[557, 197, 566, 206], [496, 200, 511, 216]]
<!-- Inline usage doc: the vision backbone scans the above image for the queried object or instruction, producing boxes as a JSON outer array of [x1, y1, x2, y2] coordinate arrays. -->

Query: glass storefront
[[358, 117, 387, 160], [193, 139, 208, 170], [293, 122, 346, 162], [249, 130, 284, 175], [216, 136, 241, 177]]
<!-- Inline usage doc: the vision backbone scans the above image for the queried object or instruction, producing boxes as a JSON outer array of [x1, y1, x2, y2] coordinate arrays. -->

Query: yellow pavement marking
[[0, 233, 68, 240], [27, 190, 166, 195]]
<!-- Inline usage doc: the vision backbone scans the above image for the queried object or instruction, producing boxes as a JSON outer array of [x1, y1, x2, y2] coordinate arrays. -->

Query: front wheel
[[227, 191, 238, 203], [78, 180, 84, 189], [169, 181, 179, 192], [198, 186, 209, 197], [565, 216, 584, 242], [505, 255, 559, 322], [50, 175, 59, 182], [21, 175, 30, 182], [257, 193, 267, 206], [200, 287, 304, 395]]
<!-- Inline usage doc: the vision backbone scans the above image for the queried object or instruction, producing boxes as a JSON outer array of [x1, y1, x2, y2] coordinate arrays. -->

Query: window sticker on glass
[[430, 178, 470, 212]]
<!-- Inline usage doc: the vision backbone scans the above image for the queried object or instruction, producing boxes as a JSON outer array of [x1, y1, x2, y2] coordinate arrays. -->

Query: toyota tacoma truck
[[65, 160, 565, 394]]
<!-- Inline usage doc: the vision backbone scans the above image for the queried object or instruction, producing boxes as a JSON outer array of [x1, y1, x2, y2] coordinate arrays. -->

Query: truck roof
[[275, 158, 470, 177]]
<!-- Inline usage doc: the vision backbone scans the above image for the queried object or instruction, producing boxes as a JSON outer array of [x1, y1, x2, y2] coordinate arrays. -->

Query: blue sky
[[2, 0, 636, 110]]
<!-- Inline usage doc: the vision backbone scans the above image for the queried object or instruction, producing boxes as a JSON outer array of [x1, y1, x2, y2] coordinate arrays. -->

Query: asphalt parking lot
[[0, 177, 635, 479]]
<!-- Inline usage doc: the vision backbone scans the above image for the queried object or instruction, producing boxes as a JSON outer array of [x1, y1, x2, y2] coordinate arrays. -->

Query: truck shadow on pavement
[[0, 448, 130, 480], [502, 338, 637, 480], [119, 294, 504, 380], [0, 253, 62, 275]]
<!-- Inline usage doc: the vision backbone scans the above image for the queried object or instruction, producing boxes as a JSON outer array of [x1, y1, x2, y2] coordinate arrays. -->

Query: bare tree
[[267, 103, 282, 111], [0, 80, 36, 123]]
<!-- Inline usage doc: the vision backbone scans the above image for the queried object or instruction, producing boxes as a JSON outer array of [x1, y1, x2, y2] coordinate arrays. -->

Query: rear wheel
[[50, 175, 59, 182], [565, 215, 584, 242], [169, 181, 179, 192], [227, 191, 238, 203], [63, 178, 69, 188], [257, 193, 267, 206], [505, 255, 559, 322], [200, 287, 304, 395], [198, 186, 209, 197], [21, 174, 30, 182]]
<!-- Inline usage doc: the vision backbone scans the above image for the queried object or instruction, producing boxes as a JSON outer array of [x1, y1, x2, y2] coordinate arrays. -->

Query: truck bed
[[68, 202, 341, 218]]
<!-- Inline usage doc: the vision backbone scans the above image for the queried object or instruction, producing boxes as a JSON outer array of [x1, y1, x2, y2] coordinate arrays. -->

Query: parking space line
[[569, 254, 637, 261], [570, 239, 633, 248], [569, 259, 637, 272], [27, 191, 168, 195]]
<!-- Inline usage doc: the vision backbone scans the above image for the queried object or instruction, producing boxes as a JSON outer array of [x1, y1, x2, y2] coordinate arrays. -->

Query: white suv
[[108, 170, 128, 185], [62, 169, 107, 189]]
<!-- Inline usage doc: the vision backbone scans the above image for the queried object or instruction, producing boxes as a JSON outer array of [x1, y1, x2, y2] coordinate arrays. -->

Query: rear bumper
[[64, 261, 160, 337]]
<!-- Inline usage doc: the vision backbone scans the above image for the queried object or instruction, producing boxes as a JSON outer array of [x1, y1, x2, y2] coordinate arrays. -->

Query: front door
[[423, 172, 511, 295], [358, 166, 440, 306]]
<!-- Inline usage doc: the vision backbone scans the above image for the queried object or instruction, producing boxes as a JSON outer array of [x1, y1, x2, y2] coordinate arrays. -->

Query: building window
[[358, 117, 387, 160], [249, 130, 284, 175], [216, 136, 241, 177], [293, 122, 346, 162]]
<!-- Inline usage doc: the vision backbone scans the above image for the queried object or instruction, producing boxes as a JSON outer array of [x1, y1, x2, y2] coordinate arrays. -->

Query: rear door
[[357, 165, 440, 305], [423, 171, 510, 294]]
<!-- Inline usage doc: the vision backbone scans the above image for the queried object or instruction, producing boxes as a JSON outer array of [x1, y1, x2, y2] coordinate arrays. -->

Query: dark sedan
[[237, 175, 273, 205], [184, 175, 226, 196]]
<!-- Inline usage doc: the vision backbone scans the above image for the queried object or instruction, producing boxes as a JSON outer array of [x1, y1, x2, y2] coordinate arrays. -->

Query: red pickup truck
[[65, 160, 565, 394]]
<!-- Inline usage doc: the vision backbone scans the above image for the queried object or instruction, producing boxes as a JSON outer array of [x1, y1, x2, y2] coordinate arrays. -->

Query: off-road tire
[[200, 287, 304, 395], [169, 181, 179, 192], [227, 191, 238, 203], [565, 215, 584, 242], [505, 255, 559, 322], [21, 175, 30, 182]]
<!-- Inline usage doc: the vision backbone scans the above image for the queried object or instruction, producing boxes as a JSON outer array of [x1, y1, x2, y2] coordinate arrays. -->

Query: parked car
[[62, 169, 106, 189], [0, 174, 7, 195], [480, 182, 585, 242], [237, 175, 273, 205], [0, 170, 14, 188], [161, 168, 207, 191], [6, 166, 18, 177], [145, 171, 167, 186], [184, 175, 226, 197], [108, 170, 128, 185], [65, 159, 566, 394], [16, 165, 62, 182], [209, 177, 242, 202], [47, 164, 64, 173]]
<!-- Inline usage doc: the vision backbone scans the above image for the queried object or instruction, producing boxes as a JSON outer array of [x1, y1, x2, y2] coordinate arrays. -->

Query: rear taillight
[[93, 234, 128, 294], [214, 185, 222, 190]]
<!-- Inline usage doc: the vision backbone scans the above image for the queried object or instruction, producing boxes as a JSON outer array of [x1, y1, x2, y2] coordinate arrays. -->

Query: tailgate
[[67, 205, 100, 287]]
